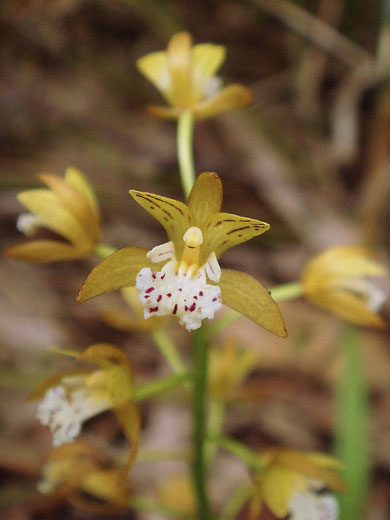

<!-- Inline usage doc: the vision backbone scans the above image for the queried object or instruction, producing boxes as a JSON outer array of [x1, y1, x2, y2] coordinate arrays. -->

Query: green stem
[[334, 326, 370, 520], [134, 372, 190, 401], [208, 281, 303, 335], [177, 110, 195, 198], [270, 281, 303, 301], [192, 325, 212, 520], [205, 400, 225, 469], [151, 328, 187, 375], [94, 243, 117, 258], [211, 435, 264, 473]]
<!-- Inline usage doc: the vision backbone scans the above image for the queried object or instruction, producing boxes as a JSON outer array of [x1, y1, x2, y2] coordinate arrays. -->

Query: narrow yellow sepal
[[187, 171, 222, 227], [194, 84, 254, 119]]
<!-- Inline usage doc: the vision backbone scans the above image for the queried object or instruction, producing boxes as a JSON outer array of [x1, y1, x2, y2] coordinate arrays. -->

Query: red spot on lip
[[193, 296, 197, 299], [145, 287, 155, 294], [152, 274, 156, 280], [199, 291, 203, 296], [212, 297, 217, 302], [167, 293, 172, 297], [189, 302, 196, 312], [160, 273, 166, 279], [144, 295, 149, 298], [149, 306, 159, 313], [173, 304, 178, 315], [157, 295, 162, 302], [184, 305, 188, 311]]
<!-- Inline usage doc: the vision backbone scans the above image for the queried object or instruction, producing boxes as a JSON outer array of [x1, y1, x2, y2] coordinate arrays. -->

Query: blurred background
[[1, 0, 390, 518]]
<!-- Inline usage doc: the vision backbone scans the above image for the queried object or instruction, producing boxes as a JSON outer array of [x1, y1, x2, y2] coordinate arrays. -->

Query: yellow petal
[[275, 451, 347, 493], [302, 246, 386, 289], [219, 269, 287, 337], [136, 51, 171, 102], [77, 247, 158, 302], [262, 467, 307, 517], [187, 172, 222, 228], [65, 167, 99, 217], [28, 369, 87, 401], [129, 190, 192, 258], [39, 173, 100, 243], [5, 240, 82, 263], [166, 32, 194, 107], [201, 212, 269, 263], [77, 343, 133, 373], [191, 43, 226, 101], [306, 452, 344, 470], [146, 104, 182, 119], [309, 289, 386, 329], [17, 189, 86, 245], [77, 468, 128, 511], [194, 84, 254, 119], [115, 402, 141, 473]]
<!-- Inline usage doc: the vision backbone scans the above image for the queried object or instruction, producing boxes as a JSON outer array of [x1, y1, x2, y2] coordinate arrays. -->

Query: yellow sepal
[[5, 240, 82, 263], [219, 269, 287, 337], [187, 171, 222, 228], [77, 247, 160, 302], [194, 84, 254, 119]]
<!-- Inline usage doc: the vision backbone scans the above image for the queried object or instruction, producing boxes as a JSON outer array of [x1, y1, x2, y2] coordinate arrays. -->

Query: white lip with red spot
[[289, 491, 338, 520], [136, 228, 222, 330]]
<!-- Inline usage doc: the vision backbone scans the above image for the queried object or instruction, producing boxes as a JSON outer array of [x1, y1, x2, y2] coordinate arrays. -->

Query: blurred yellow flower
[[302, 246, 386, 328], [6, 167, 101, 262], [249, 449, 346, 519], [30, 344, 140, 470], [208, 340, 258, 401], [136, 31, 253, 119], [78, 172, 286, 337], [38, 441, 129, 513]]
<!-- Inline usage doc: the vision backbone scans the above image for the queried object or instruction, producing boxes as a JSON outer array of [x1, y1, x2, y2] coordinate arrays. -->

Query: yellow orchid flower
[[302, 246, 387, 328], [5, 167, 101, 262], [249, 449, 346, 519], [38, 441, 129, 513], [208, 340, 258, 401], [30, 344, 140, 470], [136, 31, 253, 119], [77, 172, 287, 337]]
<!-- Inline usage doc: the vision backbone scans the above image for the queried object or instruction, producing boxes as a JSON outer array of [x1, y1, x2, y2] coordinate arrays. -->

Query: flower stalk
[[177, 109, 196, 198], [192, 325, 212, 520]]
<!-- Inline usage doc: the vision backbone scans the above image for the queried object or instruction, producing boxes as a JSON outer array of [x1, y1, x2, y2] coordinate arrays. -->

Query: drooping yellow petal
[[129, 190, 192, 258], [166, 31, 193, 107], [310, 288, 386, 329], [77, 247, 160, 302], [136, 51, 171, 102], [39, 173, 99, 243], [187, 172, 223, 228], [262, 467, 307, 517], [201, 212, 269, 263], [194, 84, 254, 119], [17, 189, 87, 245], [219, 269, 287, 337], [115, 402, 141, 473], [77, 468, 128, 511], [191, 43, 226, 101], [5, 240, 82, 263]]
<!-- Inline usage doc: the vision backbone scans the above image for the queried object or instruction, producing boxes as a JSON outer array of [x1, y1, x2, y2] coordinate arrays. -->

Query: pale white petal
[[16, 212, 46, 236], [204, 251, 221, 282], [37, 376, 110, 446], [289, 491, 338, 520], [146, 241, 176, 263]]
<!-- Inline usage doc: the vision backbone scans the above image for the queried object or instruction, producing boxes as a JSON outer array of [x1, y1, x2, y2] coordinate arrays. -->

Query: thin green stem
[[210, 435, 264, 474], [151, 328, 187, 375], [208, 281, 303, 335], [270, 281, 303, 301], [134, 372, 190, 402], [94, 243, 117, 258], [192, 325, 212, 520], [205, 400, 225, 469], [177, 110, 195, 198]]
